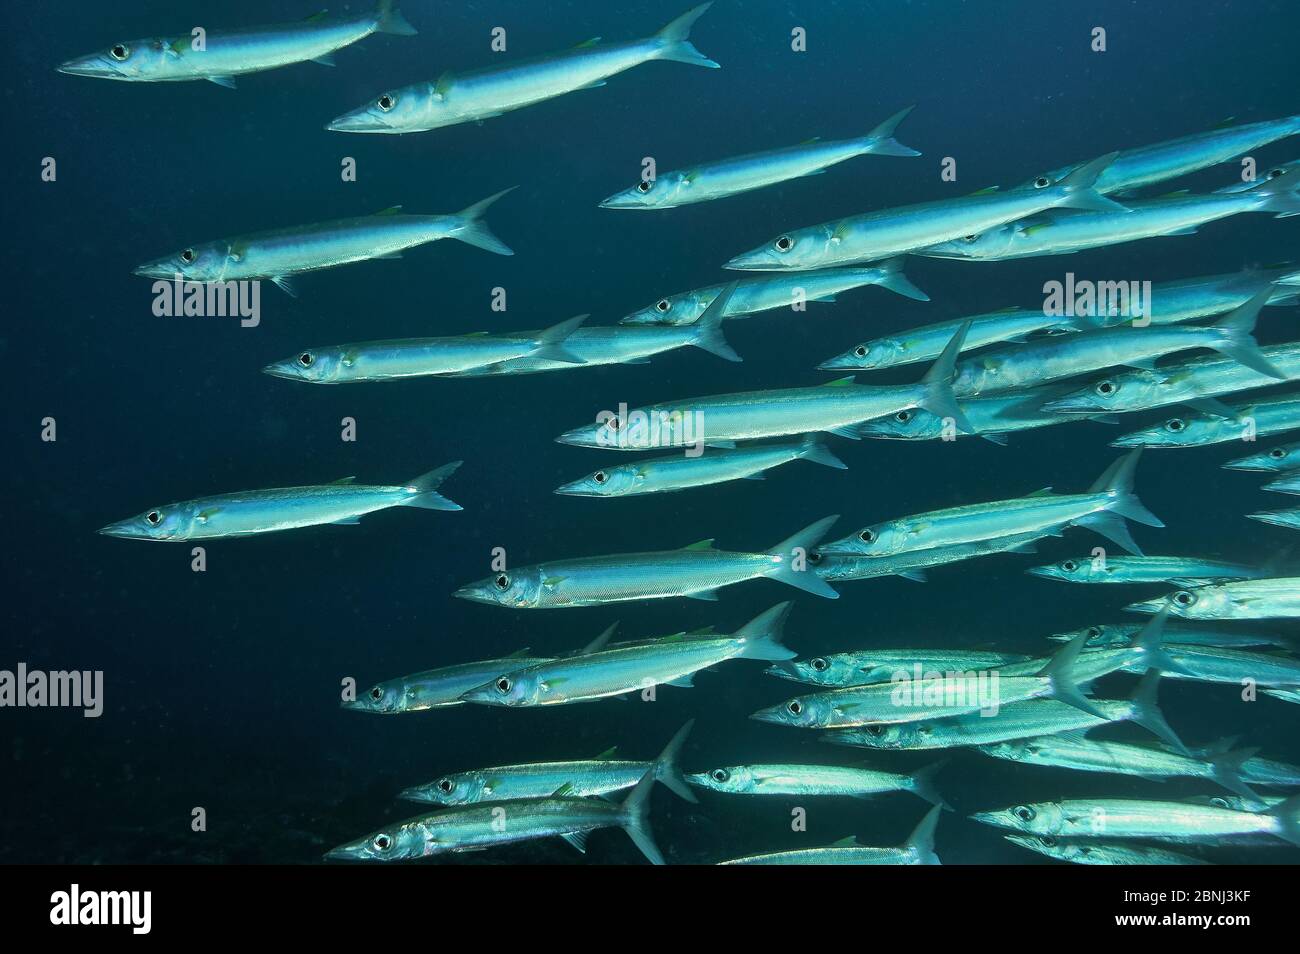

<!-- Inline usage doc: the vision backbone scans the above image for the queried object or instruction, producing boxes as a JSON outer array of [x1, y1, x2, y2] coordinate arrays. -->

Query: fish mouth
[[555, 427, 598, 448], [597, 193, 642, 210], [1023, 566, 1058, 581], [1123, 599, 1161, 615], [397, 786, 430, 802], [325, 110, 394, 133], [813, 540, 865, 557], [817, 356, 860, 371], [452, 584, 492, 604], [457, 684, 500, 705], [132, 261, 177, 279], [554, 479, 598, 496], [723, 253, 775, 271], [1108, 433, 1148, 448], [1039, 396, 1097, 414], [57, 56, 122, 79], [1001, 835, 1042, 852], [323, 843, 368, 861], [683, 773, 711, 786], [1223, 459, 1268, 472], [1247, 512, 1291, 528], [967, 810, 1008, 829], [97, 521, 146, 540], [747, 704, 785, 725], [261, 361, 302, 381], [763, 662, 804, 682]]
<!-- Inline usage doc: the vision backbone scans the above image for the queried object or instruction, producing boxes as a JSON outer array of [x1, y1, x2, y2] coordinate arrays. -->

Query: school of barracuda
[[77, 3, 1300, 864]]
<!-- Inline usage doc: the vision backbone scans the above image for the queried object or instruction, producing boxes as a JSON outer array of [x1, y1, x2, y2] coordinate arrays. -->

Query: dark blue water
[[3, 0, 1298, 864]]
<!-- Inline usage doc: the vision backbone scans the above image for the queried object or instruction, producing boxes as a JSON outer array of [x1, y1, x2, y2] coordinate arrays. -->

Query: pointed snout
[[553, 479, 591, 496], [747, 704, 784, 724], [763, 661, 803, 682], [57, 55, 118, 79]]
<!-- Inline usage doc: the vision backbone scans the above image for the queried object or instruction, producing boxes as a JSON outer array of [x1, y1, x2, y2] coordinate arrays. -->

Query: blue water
[[4, 0, 1299, 864]]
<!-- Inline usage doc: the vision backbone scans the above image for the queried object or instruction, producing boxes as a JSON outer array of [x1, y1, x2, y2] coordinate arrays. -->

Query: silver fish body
[[1028, 555, 1264, 585], [687, 762, 947, 807], [718, 806, 941, 865], [768, 648, 1031, 689], [1004, 835, 1209, 865], [1113, 393, 1300, 449]]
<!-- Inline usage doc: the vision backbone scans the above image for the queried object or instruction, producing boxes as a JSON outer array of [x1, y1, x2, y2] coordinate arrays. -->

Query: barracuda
[[978, 733, 1261, 799], [262, 315, 590, 382], [1046, 621, 1290, 649], [1249, 507, 1300, 530], [688, 761, 948, 807], [1263, 473, 1300, 495], [1216, 159, 1300, 193], [1227, 439, 1300, 472], [600, 106, 918, 209], [725, 153, 1124, 271], [555, 322, 973, 448], [327, 734, 680, 863], [718, 805, 942, 865], [819, 450, 1162, 560], [919, 174, 1300, 261], [854, 384, 1118, 445], [341, 625, 617, 714], [1015, 114, 1300, 195], [57, 2, 416, 86], [400, 721, 697, 804], [458, 603, 798, 706], [454, 515, 838, 608], [820, 266, 1300, 372], [971, 795, 1300, 846], [1128, 578, 1300, 621], [768, 648, 1031, 689], [326, 4, 718, 133], [619, 260, 928, 327], [822, 670, 1181, 752], [555, 436, 845, 497], [133, 190, 515, 295], [813, 530, 1050, 584], [1028, 555, 1265, 585], [98, 462, 461, 542], [750, 614, 1180, 730], [1004, 835, 1209, 865], [1118, 643, 1300, 687], [1113, 392, 1300, 449]]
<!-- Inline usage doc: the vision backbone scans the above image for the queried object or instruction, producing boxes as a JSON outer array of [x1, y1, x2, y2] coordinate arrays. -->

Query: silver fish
[[718, 805, 942, 865], [768, 648, 1031, 689], [1225, 439, 1300, 472], [1046, 621, 1290, 650], [1113, 391, 1300, 450], [1027, 555, 1264, 585], [687, 761, 948, 807], [1128, 578, 1300, 621], [1004, 835, 1209, 865]]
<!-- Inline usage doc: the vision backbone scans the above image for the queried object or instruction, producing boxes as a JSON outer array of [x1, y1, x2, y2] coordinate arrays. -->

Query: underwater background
[[3, 0, 1299, 864]]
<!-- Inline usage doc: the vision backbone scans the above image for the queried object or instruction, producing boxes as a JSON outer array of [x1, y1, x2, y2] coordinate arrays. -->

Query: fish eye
[[1208, 796, 1230, 808], [962, 234, 979, 243], [894, 410, 912, 423], [1085, 626, 1102, 638], [806, 551, 823, 564], [593, 471, 607, 484], [1013, 805, 1037, 821], [865, 724, 883, 736], [637, 180, 652, 194], [145, 510, 162, 526], [494, 574, 510, 590], [1033, 175, 1051, 189], [1061, 560, 1078, 572], [1270, 448, 1286, 459], [1165, 418, 1186, 432], [606, 417, 621, 431], [298, 352, 314, 367], [854, 346, 868, 357], [110, 43, 130, 60], [858, 528, 876, 543], [775, 235, 793, 252], [372, 833, 393, 852], [787, 700, 803, 715], [369, 685, 384, 701], [180, 248, 195, 264], [810, 657, 829, 672], [1269, 167, 1287, 179], [1096, 380, 1116, 395], [377, 93, 396, 111], [495, 677, 512, 693], [437, 778, 453, 793], [655, 299, 670, 313], [710, 769, 730, 782], [1039, 835, 1057, 847], [1172, 590, 1195, 606]]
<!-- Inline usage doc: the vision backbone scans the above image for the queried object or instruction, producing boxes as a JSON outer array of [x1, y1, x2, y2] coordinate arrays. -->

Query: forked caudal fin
[[690, 281, 743, 362], [621, 763, 666, 864], [1125, 668, 1189, 756], [1208, 287, 1288, 379], [870, 257, 930, 302], [797, 434, 849, 470], [908, 761, 951, 810], [652, 720, 699, 803], [401, 460, 463, 510], [652, 3, 720, 68], [449, 187, 517, 256], [374, 0, 418, 35], [1037, 631, 1111, 720], [1075, 448, 1163, 555], [1247, 171, 1300, 216], [916, 320, 973, 433], [902, 805, 943, 864], [533, 314, 589, 364], [1053, 151, 1128, 212], [1266, 793, 1300, 847], [765, 517, 841, 598], [862, 105, 921, 158], [734, 601, 798, 661]]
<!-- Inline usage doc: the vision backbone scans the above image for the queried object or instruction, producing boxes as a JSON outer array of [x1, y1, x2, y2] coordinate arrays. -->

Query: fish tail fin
[[690, 281, 742, 361], [908, 760, 951, 810], [620, 765, 666, 864], [861, 105, 921, 157], [916, 320, 973, 432], [873, 257, 930, 302], [533, 314, 589, 364], [1209, 287, 1289, 379], [402, 460, 463, 510], [1054, 151, 1128, 212], [1039, 633, 1111, 720], [450, 187, 516, 256], [1130, 607, 1196, 676], [1077, 448, 1162, 554], [735, 601, 798, 660], [652, 3, 719, 68], [765, 517, 841, 599], [375, 0, 418, 35], [798, 434, 849, 470], [1127, 668, 1189, 755], [902, 805, 944, 864], [1208, 745, 1265, 803], [1248, 173, 1300, 215], [653, 719, 699, 803], [1265, 793, 1300, 847]]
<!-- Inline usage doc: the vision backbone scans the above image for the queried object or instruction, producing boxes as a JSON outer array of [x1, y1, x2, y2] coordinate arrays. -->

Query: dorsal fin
[[1155, 189, 1191, 199], [505, 647, 533, 658], [372, 205, 403, 216], [1213, 115, 1237, 129], [823, 376, 856, 387], [1025, 486, 1054, 497], [969, 185, 1000, 196], [829, 835, 860, 847], [550, 783, 574, 798], [682, 539, 715, 551], [593, 746, 619, 760], [434, 71, 454, 94], [330, 476, 358, 485], [304, 10, 329, 22], [798, 136, 822, 145], [684, 625, 716, 636], [462, 330, 491, 337], [573, 36, 602, 48]]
